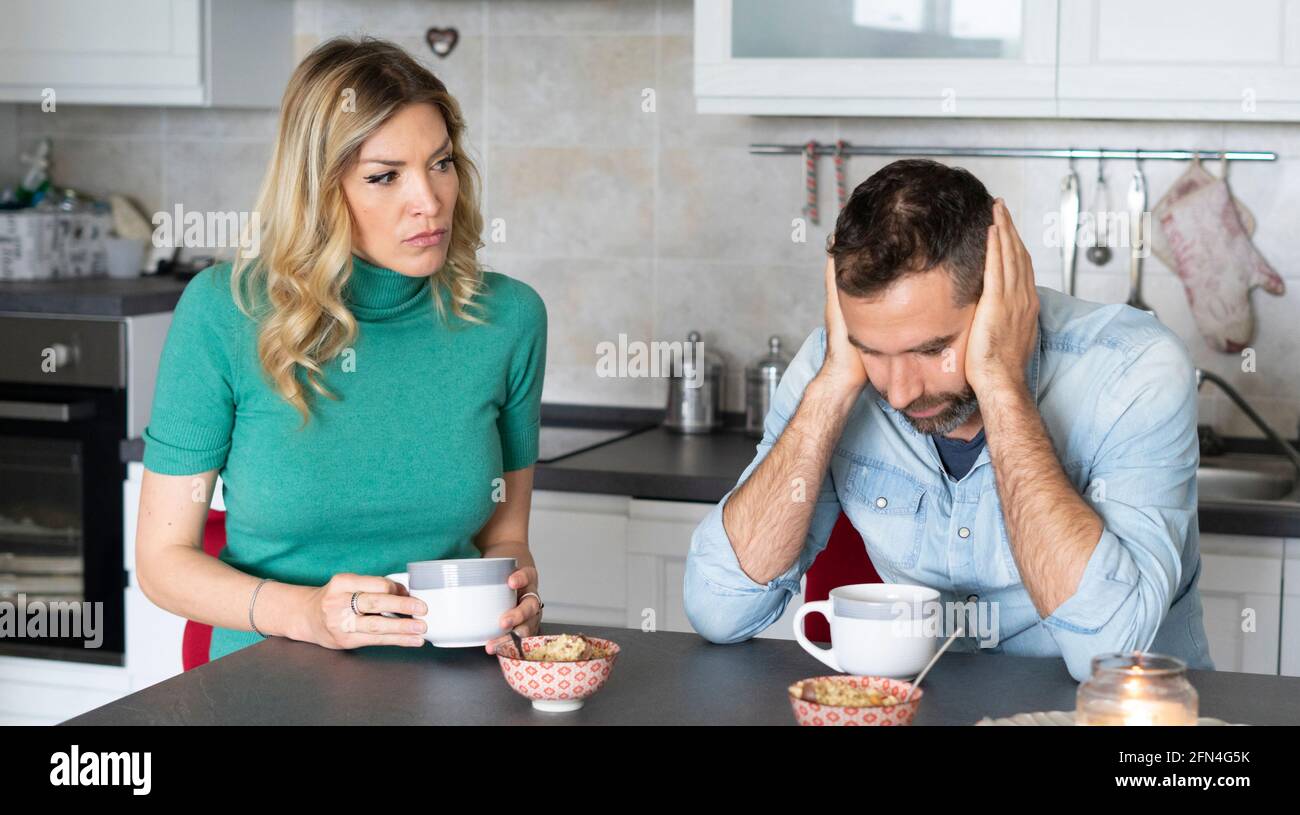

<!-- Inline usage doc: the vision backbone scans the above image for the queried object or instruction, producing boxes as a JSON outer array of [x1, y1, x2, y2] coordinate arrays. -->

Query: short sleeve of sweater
[[142, 265, 239, 475], [498, 277, 547, 471]]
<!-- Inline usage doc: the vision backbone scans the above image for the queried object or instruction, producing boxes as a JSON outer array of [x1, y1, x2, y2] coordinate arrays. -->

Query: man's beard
[[880, 385, 980, 435]]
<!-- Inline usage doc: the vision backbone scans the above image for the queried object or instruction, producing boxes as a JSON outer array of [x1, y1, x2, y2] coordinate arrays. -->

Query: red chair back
[[181, 509, 226, 671], [803, 512, 881, 642]]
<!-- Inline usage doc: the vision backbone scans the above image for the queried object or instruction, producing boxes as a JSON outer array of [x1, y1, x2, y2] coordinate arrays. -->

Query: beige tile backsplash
[[0, 0, 1295, 438]]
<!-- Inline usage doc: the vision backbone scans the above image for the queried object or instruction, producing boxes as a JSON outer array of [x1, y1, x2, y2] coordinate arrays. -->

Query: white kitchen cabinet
[[1281, 539, 1300, 677], [0, 657, 132, 725], [1197, 533, 1284, 675], [698, 0, 1300, 121], [626, 499, 711, 634], [625, 497, 801, 640], [528, 491, 631, 627], [529, 490, 801, 640], [1058, 0, 1300, 121], [695, 0, 1060, 116], [0, 0, 293, 107]]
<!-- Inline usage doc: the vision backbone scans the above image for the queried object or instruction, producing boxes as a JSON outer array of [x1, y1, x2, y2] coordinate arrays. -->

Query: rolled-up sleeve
[[683, 327, 844, 643], [1043, 334, 1200, 681]]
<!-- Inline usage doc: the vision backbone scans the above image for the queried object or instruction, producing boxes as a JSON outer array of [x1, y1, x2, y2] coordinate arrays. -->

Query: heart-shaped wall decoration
[[425, 27, 459, 58]]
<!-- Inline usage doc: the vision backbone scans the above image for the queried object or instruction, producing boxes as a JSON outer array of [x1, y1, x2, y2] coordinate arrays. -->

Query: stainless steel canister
[[744, 335, 789, 437], [663, 330, 723, 434]]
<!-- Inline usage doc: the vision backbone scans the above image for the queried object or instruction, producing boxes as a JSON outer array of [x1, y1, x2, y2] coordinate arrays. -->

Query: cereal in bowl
[[524, 633, 610, 662], [500, 634, 620, 712], [795, 678, 900, 707], [787, 676, 920, 726]]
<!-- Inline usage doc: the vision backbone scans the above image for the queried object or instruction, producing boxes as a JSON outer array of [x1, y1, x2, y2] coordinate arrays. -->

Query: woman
[[136, 37, 547, 661]]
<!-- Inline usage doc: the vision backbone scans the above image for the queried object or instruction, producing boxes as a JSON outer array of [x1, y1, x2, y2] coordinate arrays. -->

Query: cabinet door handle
[[0, 399, 95, 422]]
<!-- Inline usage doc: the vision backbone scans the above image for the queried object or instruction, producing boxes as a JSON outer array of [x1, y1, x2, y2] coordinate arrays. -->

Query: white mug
[[386, 558, 516, 647], [793, 583, 941, 677]]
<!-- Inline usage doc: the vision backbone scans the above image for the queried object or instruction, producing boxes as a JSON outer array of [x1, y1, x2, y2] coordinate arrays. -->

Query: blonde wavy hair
[[231, 36, 485, 423]]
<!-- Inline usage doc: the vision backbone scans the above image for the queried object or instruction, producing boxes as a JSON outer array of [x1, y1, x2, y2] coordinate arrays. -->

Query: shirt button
[[875, 496, 888, 509], [958, 527, 971, 538]]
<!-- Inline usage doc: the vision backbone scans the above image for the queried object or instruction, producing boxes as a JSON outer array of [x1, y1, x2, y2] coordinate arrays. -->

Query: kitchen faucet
[[1195, 368, 1300, 482]]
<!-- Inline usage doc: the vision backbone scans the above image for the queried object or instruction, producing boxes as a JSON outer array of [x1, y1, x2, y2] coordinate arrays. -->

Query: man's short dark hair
[[828, 158, 993, 306]]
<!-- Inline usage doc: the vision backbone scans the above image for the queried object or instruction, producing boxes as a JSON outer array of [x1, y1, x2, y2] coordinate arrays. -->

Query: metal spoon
[[903, 627, 964, 703], [1086, 159, 1112, 266], [1125, 155, 1155, 317], [1060, 167, 1080, 295], [509, 628, 527, 659]]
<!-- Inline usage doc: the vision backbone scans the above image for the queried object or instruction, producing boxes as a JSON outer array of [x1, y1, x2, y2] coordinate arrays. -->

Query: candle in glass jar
[[1076, 653, 1198, 726]]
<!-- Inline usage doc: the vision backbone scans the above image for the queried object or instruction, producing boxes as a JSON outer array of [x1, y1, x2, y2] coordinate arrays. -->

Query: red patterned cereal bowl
[[788, 675, 923, 726], [497, 635, 620, 712]]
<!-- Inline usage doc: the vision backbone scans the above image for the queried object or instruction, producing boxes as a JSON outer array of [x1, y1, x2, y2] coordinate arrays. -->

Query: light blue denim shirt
[[683, 286, 1214, 682]]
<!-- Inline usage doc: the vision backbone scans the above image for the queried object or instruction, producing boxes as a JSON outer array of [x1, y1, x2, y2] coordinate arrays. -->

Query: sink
[[1197, 453, 1300, 504]]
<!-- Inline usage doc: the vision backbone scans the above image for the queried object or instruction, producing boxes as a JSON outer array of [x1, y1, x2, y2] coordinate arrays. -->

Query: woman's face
[[342, 102, 459, 278]]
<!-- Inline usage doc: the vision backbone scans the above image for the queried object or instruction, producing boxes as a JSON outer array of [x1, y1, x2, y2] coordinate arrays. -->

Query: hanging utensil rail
[[749, 145, 1276, 161]]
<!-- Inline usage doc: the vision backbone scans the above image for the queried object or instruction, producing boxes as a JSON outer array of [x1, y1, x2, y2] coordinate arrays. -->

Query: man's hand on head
[[964, 198, 1040, 398], [818, 254, 869, 398]]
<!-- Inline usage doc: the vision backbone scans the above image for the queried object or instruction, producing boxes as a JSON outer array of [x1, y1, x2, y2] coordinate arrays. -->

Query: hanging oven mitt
[[1151, 155, 1285, 353], [1150, 155, 1256, 269]]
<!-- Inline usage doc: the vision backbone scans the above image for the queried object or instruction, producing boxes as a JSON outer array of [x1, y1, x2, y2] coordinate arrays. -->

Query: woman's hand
[[295, 573, 428, 649], [485, 566, 541, 655]]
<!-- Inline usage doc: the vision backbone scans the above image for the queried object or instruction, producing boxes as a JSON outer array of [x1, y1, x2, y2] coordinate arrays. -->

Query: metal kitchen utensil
[[663, 330, 723, 434], [1059, 166, 1080, 295], [509, 629, 526, 659], [1125, 156, 1155, 316], [902, 627, 963, 703], [1085, 159, 1113, 266], [744, 335, 790, 438]]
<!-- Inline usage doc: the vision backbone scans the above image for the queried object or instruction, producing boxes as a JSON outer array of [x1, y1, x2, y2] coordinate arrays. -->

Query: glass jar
[[1075, 652, 1198, 726]]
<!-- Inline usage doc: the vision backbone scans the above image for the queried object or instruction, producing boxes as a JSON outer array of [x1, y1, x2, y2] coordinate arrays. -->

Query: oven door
[[0, 383, 125, 664]]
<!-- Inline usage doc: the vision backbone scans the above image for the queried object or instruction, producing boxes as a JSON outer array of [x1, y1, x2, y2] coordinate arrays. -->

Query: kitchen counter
[[535, 423, 1300, 538], [0, 275, 189, 316], [535, 425, 759, 502], [120, 404, 1300, 537], [61, 623, 1300, 725]]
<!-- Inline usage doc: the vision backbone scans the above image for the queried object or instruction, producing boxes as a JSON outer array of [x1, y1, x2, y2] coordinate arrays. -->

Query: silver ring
[[350, 591, 362, 616], [519, 591, 543, 611]]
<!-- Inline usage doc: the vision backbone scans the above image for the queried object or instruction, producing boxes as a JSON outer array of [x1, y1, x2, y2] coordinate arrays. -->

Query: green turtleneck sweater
[[142, 255, 547, 661]]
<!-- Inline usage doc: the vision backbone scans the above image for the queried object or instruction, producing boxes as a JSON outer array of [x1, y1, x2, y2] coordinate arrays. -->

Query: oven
[[0, 316, 127, 664]]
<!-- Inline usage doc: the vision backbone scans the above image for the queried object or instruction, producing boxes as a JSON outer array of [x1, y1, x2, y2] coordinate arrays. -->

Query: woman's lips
[[403, 229, 446, 247]]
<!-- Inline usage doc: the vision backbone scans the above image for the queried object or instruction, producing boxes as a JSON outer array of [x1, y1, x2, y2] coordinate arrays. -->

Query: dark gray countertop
[[0, 275, 188, 316], [533, 423, 1300, 537], [61, 623, 1300, 725], [121, 412, 1300, 536], [534, 425, 759, 502]]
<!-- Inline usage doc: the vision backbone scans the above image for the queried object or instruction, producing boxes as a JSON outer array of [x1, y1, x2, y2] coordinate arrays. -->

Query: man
[[682, 159, 1213, 681]]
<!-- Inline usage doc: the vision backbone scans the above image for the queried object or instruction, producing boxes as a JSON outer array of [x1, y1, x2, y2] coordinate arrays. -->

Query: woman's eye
[[432, 155, 455, 173], [365, 171, 398, 185]]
